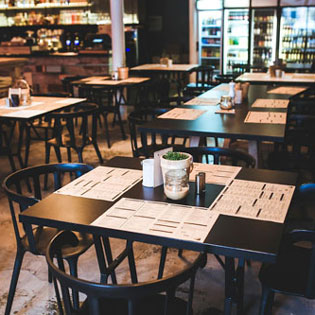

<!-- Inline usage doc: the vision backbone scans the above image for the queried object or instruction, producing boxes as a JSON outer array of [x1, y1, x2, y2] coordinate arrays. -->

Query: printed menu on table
[[251, 99, 290, 109], [55, 166, 142, 202], [267, 87, 307, 95], [244, 111, 287, 124], [92, 198, 219, 243], [158, 108, 206, 120], [189, 163, 241, 186], [209, 179, 295, 223], [184, 97, 219, 106]]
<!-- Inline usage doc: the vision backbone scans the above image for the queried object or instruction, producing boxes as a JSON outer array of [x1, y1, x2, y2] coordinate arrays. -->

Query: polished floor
[[0, 113, 314, 314]]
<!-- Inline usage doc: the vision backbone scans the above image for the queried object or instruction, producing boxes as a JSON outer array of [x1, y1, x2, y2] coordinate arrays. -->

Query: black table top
[[139, 84, 290, 142], [19, 156, 297, 263]]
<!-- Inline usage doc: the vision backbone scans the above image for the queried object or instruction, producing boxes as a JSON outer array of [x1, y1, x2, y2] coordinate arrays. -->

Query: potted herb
[[160, 151, 193, 182]]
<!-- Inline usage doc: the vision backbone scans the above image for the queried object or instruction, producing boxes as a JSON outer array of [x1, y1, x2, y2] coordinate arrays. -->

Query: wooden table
[[71, 76, 151, 139], [19, 156, 297, 315], [131, 64, 198, 101], [138, 84, 291, 166], [235, 72, 315, 86], [0, 96, 86, 167]]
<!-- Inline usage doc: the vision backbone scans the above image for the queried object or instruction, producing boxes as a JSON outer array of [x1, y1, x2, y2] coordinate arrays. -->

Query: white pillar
[[110, 0, 126, 72], [189, 0, 198, 82]]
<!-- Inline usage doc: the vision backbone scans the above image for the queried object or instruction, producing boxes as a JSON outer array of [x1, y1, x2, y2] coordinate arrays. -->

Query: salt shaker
[[195, 172, 206, 195]]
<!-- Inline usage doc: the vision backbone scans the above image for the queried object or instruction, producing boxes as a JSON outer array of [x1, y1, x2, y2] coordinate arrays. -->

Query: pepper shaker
[[195, 172, 206, 195]]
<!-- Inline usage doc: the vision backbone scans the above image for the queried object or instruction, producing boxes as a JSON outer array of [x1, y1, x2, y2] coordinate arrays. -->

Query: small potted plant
[[160, 151, 193, 182]]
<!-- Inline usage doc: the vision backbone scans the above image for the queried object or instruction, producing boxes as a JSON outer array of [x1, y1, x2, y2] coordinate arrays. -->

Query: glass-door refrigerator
[[199, 10, 222, 73], [223, 8, 249, 74], [250, 8, 277, 68], [279, 7, 309, 70]]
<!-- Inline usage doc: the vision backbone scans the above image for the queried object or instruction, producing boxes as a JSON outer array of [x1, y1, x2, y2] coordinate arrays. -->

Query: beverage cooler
[[280, 6, 315, 70], [223, 8, 249, 73], [250, 8, 277, 68], [199, 10, 222, 73]]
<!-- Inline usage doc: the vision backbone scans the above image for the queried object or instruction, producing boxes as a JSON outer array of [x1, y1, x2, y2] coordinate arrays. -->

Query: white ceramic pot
[[160, 152, 193, 183]]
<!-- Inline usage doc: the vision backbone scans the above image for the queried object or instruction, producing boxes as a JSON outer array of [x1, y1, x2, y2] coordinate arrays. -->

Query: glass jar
[[164, 169, 189, 200]]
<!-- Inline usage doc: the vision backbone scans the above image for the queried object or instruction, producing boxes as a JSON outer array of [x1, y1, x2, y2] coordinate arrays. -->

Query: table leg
[[113, 87, 126, 140], [17, 122, 26, 168], [224, 257, 245, 315], [248, 140, 261, 168]]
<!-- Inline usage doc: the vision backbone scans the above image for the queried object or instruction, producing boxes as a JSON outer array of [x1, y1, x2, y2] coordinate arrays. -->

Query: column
[[189, 0, 198, 82], [110, 0, 126, 72]]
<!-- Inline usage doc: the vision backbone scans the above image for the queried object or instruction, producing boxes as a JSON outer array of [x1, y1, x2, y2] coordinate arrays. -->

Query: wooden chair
[[128, 108, 188, 158], [45, 102, 103, 164], [258, 229, 315, 314], [184, 65, 216, 97], [46, 230, 206, 315], [2, 163, 94, 315], [179, 146, 256, 167]]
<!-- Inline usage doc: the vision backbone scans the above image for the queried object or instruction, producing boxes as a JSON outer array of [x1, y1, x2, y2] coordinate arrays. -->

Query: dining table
[[130, 63, 199, 101], [137, 83, 297, 167], [19, 156, 298, 315], [0, 96, 86, 168], [71, 76, 151, 139], [235, 72, 315, 86]]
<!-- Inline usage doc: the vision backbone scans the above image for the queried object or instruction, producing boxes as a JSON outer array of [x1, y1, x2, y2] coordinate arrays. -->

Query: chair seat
[[47, 134, 94, 149], [21, 227, 93, 258], [259, 245, 311, 297], [77, 294, 188, 315]]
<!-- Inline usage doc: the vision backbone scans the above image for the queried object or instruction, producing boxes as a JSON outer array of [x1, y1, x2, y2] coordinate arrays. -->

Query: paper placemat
[[267, 87, 307, 95], [92, 198, 219, 243], [184, 97, 219, 106], [189, 163, 241, 186], [215, 109, 235, 115], [244, 111, 286, 124], [158, 108, 206, 120], [251, 99, 289, 109], [209, 179, 295, 223], [55, 166, 142, 202]]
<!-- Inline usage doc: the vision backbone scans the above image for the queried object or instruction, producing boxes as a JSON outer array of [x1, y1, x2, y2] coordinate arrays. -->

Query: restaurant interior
[[0, 0, 314, 314]]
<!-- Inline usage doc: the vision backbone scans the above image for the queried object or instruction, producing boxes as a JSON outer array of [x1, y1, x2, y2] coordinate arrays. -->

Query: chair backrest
[[284, 100, 315, 159], [232, 63, 250, 75], [286, 229, 315, 298], [128, 108, 170, 157], [178, 147, 256, 167], [48, 102, 99, 148], [2, 163, 93, 253], [194, 65, 215, 87], [46, 231, 205, 315]]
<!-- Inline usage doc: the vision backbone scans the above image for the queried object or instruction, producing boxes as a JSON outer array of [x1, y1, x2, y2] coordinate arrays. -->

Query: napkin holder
[[142, 147, 172, 187]]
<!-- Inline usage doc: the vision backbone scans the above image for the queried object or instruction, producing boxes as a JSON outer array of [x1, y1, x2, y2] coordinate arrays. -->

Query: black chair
[[45, 102, 103, 164], [267, 99, 315, 182], [258, 229, 315, 314], [2, 163, 95, 315], [128, 108, 188, 158], [0, 119, 19, 171], [214, 74, 236, 84], [184, 65, 216, 97], [178, 146, 256, 167], [46, 230, 206, 315]]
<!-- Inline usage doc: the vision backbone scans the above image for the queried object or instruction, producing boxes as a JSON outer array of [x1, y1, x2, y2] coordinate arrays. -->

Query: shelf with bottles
[[201, 37, 220, 45], [201, 47, 220, 58], [0, 2, 92, 10], [201, 27, 221, 37], [201, 56, 220, 60]]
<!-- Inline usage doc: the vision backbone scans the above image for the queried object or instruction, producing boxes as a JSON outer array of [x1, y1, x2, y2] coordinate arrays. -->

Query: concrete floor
[[0, 115, 314, 315]]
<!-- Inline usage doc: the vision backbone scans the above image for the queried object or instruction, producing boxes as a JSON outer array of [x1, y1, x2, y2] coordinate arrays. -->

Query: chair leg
[[77, 149, 83, 163], [67, 147, 72, 163], [67, 257, 79, 310], [102, 113, 111, 148], [48, 267, 52, 283], [259, 285, 274, 315], [116, 109, 126, 140], [5, 249, 25, 315], [93, 142, 103, 164], [54, 146, 62, 163]]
